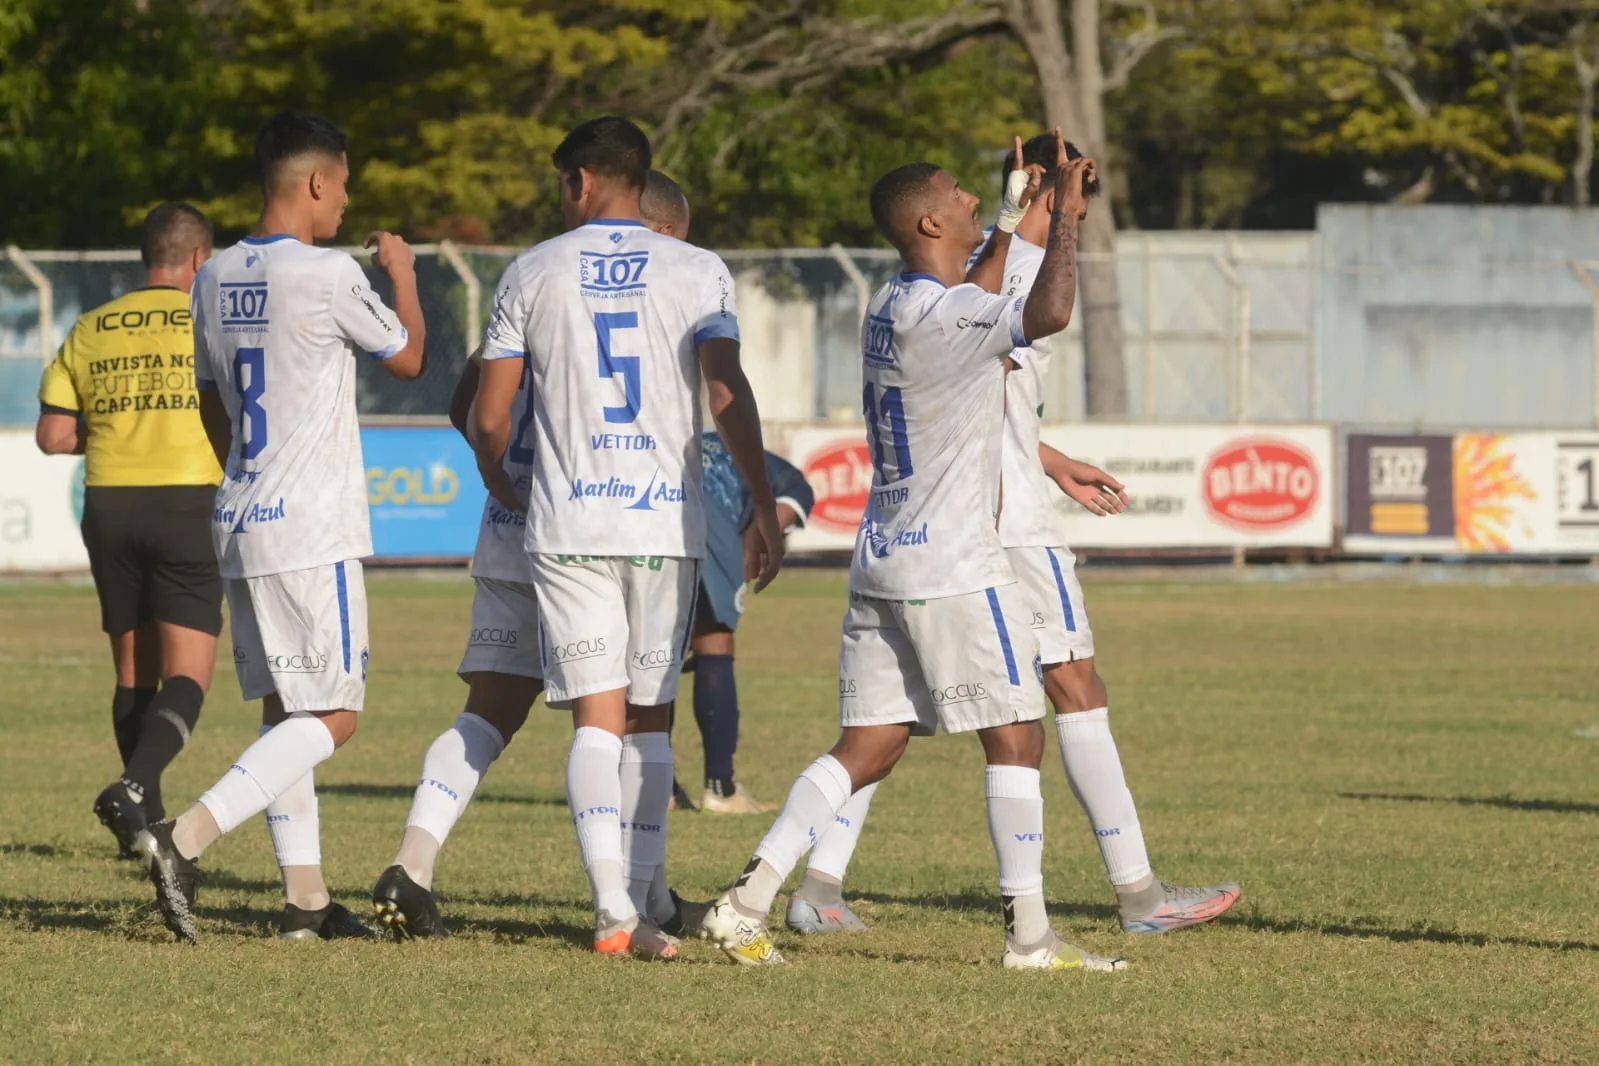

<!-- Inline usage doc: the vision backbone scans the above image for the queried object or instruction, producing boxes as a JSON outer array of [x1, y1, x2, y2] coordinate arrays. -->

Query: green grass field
[[2, 571, 1597, 1064]]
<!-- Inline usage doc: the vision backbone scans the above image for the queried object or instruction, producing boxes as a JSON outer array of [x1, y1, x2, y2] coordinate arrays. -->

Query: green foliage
[[1, 0, 1595, 247]]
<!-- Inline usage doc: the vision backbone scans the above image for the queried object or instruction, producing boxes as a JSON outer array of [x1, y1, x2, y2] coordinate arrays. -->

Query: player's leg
[[917, 582, 1123, 971], [1024, 546, 1241, 933], [375, 580, 545, 940], [786, 780, 878, 933], [531, 554, 673, 959], [689, 569, 771, 813], [700, 596, 918, 965], [612, 556, 702, 952], [135, 561, 367, 943]]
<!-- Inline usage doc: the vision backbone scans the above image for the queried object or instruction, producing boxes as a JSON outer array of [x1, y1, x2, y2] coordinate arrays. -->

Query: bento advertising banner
[[782, 423, 1337, 552]]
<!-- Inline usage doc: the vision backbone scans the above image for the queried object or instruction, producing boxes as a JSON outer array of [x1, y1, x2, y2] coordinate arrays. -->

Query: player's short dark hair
[[1002, 133, 1101, 197], [140, 202, 212, 270], [551, 117, 652, 194], [255, 111, 349, 191], [640, 170, 690, 230], [869, 162, 943, 246]]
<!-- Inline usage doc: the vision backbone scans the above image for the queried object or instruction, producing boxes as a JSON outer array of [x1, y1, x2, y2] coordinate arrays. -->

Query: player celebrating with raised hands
[[700, 131, 1124, 971], [471, 118, 782, 960], [134, 111, 427, 943]]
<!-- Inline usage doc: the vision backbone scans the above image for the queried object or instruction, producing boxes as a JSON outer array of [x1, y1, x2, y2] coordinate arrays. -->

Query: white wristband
[[994, 168, 1032, 234]]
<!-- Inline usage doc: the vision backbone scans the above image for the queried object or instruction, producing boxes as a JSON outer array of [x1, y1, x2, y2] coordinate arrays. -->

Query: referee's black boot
[[92, 779, 147, 859]]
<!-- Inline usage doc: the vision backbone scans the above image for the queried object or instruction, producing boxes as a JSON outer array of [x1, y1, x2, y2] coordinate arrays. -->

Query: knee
[[982, 721, 1046, 768], [318, 710, 359, 749], [159, 675, 207, 716], [1044, 662, 1107, 716], [830, 729, 908, 788]]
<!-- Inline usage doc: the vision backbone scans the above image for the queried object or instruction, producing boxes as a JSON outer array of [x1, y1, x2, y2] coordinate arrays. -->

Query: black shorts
[[81, 485, 223, 636]]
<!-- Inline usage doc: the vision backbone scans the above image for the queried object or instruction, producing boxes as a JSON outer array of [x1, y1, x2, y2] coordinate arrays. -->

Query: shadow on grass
[[849, 890, 1119, 924], [1217, 912, 1599, 954], [0, 896, 121, 933], [1337, 791, 1599, 815], [317, 783, 566, 807], [457, 915, 594, 948]]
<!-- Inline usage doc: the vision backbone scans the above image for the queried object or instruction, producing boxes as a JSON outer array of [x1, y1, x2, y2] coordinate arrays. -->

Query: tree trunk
[[1573, 27, 1596, 208], [1006, 0, 1129, 416]]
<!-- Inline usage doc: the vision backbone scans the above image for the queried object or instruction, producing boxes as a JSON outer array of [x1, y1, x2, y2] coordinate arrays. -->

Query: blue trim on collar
[[899, 271, 947, 288], [590, 218, 647, 228], [241, 234, 297, 245]]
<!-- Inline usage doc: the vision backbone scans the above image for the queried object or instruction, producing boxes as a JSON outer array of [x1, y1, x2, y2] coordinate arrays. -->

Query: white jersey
[[481, 219, 739, 559], [996, 236, 1067, 548], [850, 271, 1043, 600], [470, 360, 535, 583], [193, 235, 406, 578]]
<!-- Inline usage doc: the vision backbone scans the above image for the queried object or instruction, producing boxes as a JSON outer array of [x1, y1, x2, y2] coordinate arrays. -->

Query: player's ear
[[917, 211, 940, 239]]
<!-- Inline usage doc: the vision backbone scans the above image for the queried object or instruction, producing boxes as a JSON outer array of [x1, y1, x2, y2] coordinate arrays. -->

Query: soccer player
[[471, 118, 782, 960], [700, 133, 1124, 971], [782, 137, 1244, 938], [133, 111, 427, 943], [35, 203, 221, 857]]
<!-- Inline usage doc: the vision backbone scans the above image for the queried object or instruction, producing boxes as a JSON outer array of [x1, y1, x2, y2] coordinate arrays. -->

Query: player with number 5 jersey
[[134, 111, 427, 945], [472, 117, 783, 961]]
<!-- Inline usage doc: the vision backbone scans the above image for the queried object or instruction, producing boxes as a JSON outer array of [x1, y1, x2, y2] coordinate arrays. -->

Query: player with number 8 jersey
[[133, 112, 428, 945]]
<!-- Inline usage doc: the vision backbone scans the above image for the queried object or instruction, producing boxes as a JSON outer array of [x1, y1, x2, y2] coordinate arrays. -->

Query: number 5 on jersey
[[596, 311, 640, 424], [235, 347, 267, 460]]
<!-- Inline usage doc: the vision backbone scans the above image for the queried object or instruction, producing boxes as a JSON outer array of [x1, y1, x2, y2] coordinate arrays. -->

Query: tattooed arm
[[1021, 129, 1094, 345]]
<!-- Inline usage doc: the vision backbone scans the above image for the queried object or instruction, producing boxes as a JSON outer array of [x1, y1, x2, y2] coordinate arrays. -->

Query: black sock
[[112, 686, 157, 766], [707, 777, 737, 799], [122, 676, 205, 821], [692, 654, 739, 788]]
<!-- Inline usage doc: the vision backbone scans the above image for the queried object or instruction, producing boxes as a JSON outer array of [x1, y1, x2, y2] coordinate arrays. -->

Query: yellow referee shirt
[[38, 286, 221, 487]]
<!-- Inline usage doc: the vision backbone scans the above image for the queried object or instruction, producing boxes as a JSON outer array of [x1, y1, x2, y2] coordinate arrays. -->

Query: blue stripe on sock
[[1045, 548, 1077, 633], [985, 587, 1020, 686], [334, 562, 351, 673]]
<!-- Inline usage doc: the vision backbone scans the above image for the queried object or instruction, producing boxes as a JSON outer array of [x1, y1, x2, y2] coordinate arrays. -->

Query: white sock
[[806, 781, 878, 881], [196, 714, 336, 838], [253, 723, 329, 911], [566, 726, 633, 923], [986, 764, 1050, 948], [619, 732, 672, 918], [1056, 708, 1153, 887], [733, 754, 853, 919], [398, 713, 507, 888]]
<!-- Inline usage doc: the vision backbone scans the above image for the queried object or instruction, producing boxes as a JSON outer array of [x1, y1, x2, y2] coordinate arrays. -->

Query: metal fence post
[[6, 245, 54, 364], [1212, 251, 1250, 424], [1568, 260, 1599, 428], [437, 239, 481, 358]]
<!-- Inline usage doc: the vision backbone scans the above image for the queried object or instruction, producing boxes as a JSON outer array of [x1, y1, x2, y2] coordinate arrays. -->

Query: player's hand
[[1054, 461, 1128, 517], [995, 137, 1043, 234], [1053, 128, 1096, 222], [365, 231, 416, 276], [744, 501, 785, 593]]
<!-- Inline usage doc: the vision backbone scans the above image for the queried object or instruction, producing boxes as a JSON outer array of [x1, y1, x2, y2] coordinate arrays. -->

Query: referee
[[35, 203, 223, 857]]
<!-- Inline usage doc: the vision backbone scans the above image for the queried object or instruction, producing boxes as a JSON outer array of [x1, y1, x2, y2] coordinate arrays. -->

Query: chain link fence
[[8, 228, 1595, 431]]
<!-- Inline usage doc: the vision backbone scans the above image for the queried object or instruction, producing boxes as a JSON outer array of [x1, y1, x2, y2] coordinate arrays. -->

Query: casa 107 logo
[[1201, 438, 1320, 531], [803, 438, 873, 534]]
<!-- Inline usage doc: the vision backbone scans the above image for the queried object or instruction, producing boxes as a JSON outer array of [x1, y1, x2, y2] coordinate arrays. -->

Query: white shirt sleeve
[[692, 255, 740, 346], [332, 255, 407, 359], [936, 284, 1030, 371], [190, 283, 216, 391], [480, 259, 528, 362]]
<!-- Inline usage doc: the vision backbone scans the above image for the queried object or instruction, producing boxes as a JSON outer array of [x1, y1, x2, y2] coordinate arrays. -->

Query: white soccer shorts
[[226, 559, 369, 713], [528, 554, 698, 708], [1006, 545, 1095, 665], [838, 582, 1045, 736], [457, 577, 545, 681]]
